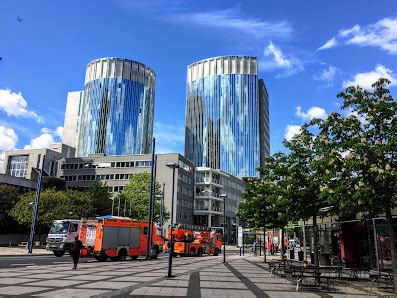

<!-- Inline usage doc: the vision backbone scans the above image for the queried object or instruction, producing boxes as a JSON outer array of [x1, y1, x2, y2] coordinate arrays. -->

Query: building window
[[7, 155, 29, 178]]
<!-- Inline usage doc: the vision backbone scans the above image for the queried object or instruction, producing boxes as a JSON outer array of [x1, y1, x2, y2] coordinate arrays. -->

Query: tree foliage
[[0, 185, 24, 233], [86, 180, 112, 216], [238, 78, 396, 271], [120, 172, 169, 222]]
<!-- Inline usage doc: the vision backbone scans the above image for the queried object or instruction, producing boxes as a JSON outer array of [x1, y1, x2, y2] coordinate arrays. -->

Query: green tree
[[317, 78, 397, 291], [45, 177, 66, 191], [238, 153, 290, 262], [120, 172, 169, 222], [0, 185, 24, 233], [10, 188, 95, 230], [86, 180, 112, 216], [283, 125, 331, 266]]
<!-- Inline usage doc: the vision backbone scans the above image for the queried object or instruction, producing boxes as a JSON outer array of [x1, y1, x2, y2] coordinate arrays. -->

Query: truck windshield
[[49, 222, 69, 234]]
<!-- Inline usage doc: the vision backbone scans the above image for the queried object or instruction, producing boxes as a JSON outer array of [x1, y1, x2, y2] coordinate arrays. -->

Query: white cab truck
[[46, 219, 81, 257]]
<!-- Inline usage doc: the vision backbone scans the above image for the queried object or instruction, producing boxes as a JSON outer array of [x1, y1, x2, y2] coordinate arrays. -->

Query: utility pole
[[146, 138, 156, 260], [221, 194, 227, 263], [160, 183, 165, 237], [166, 163, 179, 278], [28, 155, 45, 253]]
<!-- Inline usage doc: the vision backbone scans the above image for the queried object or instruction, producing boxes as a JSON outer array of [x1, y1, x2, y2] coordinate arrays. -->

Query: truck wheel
[[53, 250, 65, 257], [189, 248, 196, 257], [118, 249, 127, 261], [197, 248, 203, 257], [213, 248, 219, 256]]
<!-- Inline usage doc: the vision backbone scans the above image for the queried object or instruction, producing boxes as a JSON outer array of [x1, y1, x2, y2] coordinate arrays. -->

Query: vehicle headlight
[[59, 244, 64, 248]]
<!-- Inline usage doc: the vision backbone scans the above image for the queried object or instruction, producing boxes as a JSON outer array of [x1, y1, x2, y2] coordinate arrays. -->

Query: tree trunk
[[263, 228, 267, 263], [313, 214, 319, 266], [281, 227, 285, 260], [385, 203, 397, 293]]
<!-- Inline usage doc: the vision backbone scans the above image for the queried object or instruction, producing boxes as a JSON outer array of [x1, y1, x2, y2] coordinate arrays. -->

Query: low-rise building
[[57, 153, 195, 227], [2, 144, 75, 181], [194, 167, 245, 244]]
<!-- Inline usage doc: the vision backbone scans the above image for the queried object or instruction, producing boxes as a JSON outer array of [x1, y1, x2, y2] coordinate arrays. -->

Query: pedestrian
[[70, 236, 83, 269]]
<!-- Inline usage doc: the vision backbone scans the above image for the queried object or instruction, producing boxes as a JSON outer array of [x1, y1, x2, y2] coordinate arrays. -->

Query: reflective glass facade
[[78, 58, 155, 157], [185, 56, 268, 177]]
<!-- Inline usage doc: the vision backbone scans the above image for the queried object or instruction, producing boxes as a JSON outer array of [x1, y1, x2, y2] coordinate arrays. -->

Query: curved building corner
[[185, 55, 269, 177], [77, 57, 156, 157]]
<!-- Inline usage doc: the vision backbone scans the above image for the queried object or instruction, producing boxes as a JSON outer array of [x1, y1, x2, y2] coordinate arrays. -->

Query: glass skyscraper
[[78, 58, 155, 157], [185, 56, 269, 177]]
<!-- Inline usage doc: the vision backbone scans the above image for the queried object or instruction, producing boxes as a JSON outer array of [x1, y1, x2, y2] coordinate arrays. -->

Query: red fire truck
[[79, 216, 164, 261], [164, 225, 222, 257]]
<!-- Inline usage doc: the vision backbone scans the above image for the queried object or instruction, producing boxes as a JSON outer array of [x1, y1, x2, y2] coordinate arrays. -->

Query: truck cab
[[46, 219, 80, 257]]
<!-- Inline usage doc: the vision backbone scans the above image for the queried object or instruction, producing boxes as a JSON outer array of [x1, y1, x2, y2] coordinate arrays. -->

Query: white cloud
[[262, 41, 304, 77], [170, 8, 292, 39], [284, 125, 301, 141], [0, 126, 18, 173], [314, 65, 338, 86], [0, 126, 18, 151], [0, 89, 43, 123], [296, 106, 327, 120], [318, 17, 397, 55], [153, 122, 184, 154], [55, 126, 64, 138], [317, 37, 338, 51], [343, 64, 397, 89], [24, 133, 55, 149]]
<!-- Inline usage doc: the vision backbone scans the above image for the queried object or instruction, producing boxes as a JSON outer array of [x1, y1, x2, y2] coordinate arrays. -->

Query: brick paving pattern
[[0, 253, 391, 297]]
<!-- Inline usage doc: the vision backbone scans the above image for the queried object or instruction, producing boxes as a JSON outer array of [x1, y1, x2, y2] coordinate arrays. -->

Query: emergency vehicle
[[164, 225, 222, 257], [79, 216, 164, 261]]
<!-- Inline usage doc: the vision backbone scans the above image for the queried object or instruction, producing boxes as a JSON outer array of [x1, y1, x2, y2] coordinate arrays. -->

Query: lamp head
[[166, 162, 179, 169]]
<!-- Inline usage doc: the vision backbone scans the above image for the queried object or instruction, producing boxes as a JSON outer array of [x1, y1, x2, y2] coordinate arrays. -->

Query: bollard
[[240, 247, 242, 256]]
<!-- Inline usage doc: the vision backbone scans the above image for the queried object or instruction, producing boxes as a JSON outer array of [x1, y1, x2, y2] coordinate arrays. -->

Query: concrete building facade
[[62, 91, 83, 149], [3, 144, 75, 181], [194, 167, 245, 244], [57, 153, 195, 227]]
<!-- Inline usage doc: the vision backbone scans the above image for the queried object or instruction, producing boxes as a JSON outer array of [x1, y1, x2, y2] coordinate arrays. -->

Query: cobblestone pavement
[[0, 253, 389, 297]]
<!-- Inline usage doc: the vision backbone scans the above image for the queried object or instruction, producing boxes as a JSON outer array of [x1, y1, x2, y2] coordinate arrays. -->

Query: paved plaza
[[0, 253, 389, 297]]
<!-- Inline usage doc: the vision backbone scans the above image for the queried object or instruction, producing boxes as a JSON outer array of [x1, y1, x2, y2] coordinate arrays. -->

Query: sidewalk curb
[[0, 253, 53, 257]]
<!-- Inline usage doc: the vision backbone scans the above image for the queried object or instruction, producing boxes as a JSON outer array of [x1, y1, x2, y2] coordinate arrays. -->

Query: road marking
[[53, 261, 71, 264], [10, 263, 35, 266]]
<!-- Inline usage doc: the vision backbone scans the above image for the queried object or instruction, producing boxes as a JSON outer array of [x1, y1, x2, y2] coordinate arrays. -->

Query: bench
[[17, 242, 28, 248], [370, 271, 394, 292], [288, 265, 343, 291]]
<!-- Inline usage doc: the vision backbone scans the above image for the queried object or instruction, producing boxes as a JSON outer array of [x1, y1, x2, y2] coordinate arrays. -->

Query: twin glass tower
[[67, 56, 269, 177], [185, 56, 269, 177], [76, 58, 155, 157]]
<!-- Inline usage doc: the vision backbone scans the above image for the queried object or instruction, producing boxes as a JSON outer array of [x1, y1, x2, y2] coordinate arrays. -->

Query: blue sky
[[0, 0, 396, 166]]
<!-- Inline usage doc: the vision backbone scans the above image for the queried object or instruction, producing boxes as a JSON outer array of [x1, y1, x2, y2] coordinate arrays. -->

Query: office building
[[62, 91, 83, 149], [57, 153, 195, 227], [77, 58, 156, 157], [194, 167, 245, 244], [185, 56, 270, 177], [3, 144, 75, 180]]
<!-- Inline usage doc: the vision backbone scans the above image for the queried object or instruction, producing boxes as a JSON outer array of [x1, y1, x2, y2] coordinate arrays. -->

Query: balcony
[[194, 205, 223, 215], [195, 178, 223, 188], [195, 192, 223, 201]]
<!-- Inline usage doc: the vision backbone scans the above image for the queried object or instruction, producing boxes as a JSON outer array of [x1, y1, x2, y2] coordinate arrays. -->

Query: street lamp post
[[146, 138, 156, 260], [109, 198, 115, 215], [166, 162, 179, 278], [221, 193, 227, 264], [28, 155, 46, 253]]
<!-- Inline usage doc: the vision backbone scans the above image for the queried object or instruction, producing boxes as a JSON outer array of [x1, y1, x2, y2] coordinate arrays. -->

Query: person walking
[[70, 236, 83, 269]]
